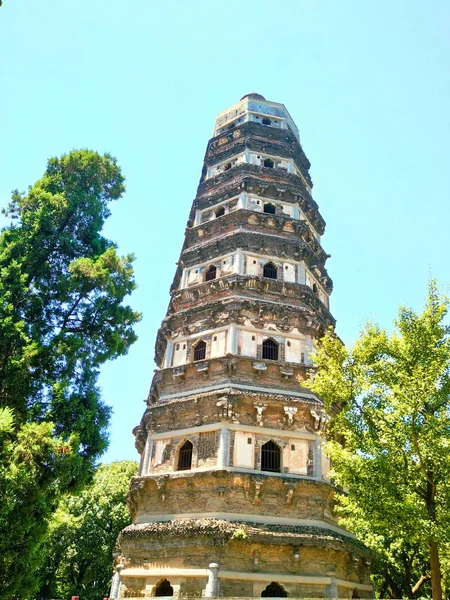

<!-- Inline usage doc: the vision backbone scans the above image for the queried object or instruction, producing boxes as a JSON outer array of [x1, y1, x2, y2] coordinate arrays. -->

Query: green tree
[[305, 283, 450, 599], [0, 150, 140, 599], [37, 460, 138, 600]]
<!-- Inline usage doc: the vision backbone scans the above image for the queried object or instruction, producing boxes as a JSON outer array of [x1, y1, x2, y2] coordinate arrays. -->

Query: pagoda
[[113, 94, 373, 599]]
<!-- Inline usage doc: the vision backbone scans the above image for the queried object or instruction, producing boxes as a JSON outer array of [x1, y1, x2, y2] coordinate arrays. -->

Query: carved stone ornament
[[253, 479, 263, 504], [253, 402, 268, 426], [284, 406, 297, 425], [310, 408, 330, 431]]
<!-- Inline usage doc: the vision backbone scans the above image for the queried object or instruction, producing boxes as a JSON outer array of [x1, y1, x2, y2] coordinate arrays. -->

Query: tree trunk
[[429, 541, 443, 600]]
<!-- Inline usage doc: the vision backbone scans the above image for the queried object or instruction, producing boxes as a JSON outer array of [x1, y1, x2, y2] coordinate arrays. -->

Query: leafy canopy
[[37, 461, 138, 600], [0, 150, 140, 599], [305, 282, 450, 599]]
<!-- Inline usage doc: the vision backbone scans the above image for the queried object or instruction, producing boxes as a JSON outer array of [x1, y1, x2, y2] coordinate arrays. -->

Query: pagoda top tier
[[213, 93, 300, 142]]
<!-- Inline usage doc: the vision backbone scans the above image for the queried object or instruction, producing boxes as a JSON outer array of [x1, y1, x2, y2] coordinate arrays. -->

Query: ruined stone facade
[[114, 94, 372, 599]]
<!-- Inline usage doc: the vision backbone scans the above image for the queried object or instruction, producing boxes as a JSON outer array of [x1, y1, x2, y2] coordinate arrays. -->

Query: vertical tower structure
[[116, 94, 372, 599]]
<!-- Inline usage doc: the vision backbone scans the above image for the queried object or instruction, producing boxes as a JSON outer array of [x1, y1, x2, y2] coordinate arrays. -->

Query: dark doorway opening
[[177, 441, 193, 471], [261, 582, 287, 597], [261, 441, 281, 473]]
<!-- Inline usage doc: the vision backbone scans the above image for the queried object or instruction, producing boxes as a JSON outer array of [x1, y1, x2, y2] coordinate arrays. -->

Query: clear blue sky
[[1, 1, 449, 464]]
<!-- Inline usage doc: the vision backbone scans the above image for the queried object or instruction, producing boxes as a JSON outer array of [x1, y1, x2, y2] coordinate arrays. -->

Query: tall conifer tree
[[0, 150, 140, 599]]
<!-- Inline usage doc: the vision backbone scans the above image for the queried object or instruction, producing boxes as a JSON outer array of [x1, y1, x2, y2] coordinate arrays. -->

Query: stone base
[[114, 519, 373, 599]]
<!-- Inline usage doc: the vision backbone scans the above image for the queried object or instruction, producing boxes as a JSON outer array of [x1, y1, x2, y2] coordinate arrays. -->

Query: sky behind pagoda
[[1, 0, 449, 463]]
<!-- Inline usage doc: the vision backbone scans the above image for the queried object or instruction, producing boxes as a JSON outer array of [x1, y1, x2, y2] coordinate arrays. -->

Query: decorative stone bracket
[[155, 475, 169, 502], [284, 406, 297, 426], [253, 479, 263, 504], [252, 549, 260, 571], [194, 361, 209, 376], [284, 481, 297, 504], [310, 408, 330, 431], [253, 402, 268, 426], [172, 366, 185, 380], [279, 366, 294, 379], [216, 396, 236, 421]]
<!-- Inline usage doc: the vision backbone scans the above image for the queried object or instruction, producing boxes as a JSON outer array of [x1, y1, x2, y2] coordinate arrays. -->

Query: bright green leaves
[[305, 282, 450, 598], [36, 461, 138, 600]]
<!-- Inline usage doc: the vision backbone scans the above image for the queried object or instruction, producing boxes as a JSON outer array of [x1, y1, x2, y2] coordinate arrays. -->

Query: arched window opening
[[193, 340, 206, 361], [224, 162, 232, 171], [215, 206, 225, 218], [262, 338, 279, 361], [205, 265, 217, 281], [261, 442, 281, 473], [263, 158, 274, 168], [177, 441, 193, 471], [154, 579, 174, 597], [263, 203, 276, 215], [262, 117, 271, 126], [261, 582, 286, 597], [263, 262, 278, 280], [312, 283, 318, 294]]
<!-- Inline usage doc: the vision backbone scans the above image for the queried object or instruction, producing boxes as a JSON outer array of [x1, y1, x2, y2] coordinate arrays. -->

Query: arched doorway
[[263, 203, 276, 214], [177, 440, 193, 471], [205, 265, 217, 281], [193, 340, 206, 361], [262, 338, 279, 361], [261, 582, 287, 597], [154, 579, 174, 597], [261, 441, 281, 473], [263, 262, 277, 280]]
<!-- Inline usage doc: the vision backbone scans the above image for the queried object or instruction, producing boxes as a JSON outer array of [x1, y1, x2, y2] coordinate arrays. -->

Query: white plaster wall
[[320, 290, 329, 308], [297, 262, 306, 285], [246, 256, 260, 276], [285, 338, 303, 363], [289, 439, 309, 474], [305, 271, 329, 308], [187, 268, 202, 286], [206, 154, 246, 179], [183, 254, 237, 286], [240, 330, 257, 357], [305, 271, 314, 289], [247, 152, 260, 166], [322, 447, 331, 481], [305, 338, 314, 365], [234, 432, 255, 468], [235, 251, 245, 275], [282, 444, 290, 470], [281, 203, 294, 217], [153, 440, 170, 467], [245, 196, 298, 218], [221, 255, 234, 274], [283, 263, 296, 283], [213, 98, 299, 141], [210, 331, 226, 358], [247, 197, 262, 212], [172, 342, 187, 366]]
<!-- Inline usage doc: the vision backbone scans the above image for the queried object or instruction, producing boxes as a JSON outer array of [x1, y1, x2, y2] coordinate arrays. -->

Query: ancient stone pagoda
[[114, 94, 373, 599]]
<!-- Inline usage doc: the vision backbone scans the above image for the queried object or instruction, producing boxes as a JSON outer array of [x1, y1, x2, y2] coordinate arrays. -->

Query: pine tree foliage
[[0, 150, 141, 599], [305, 282, 450, 599]]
